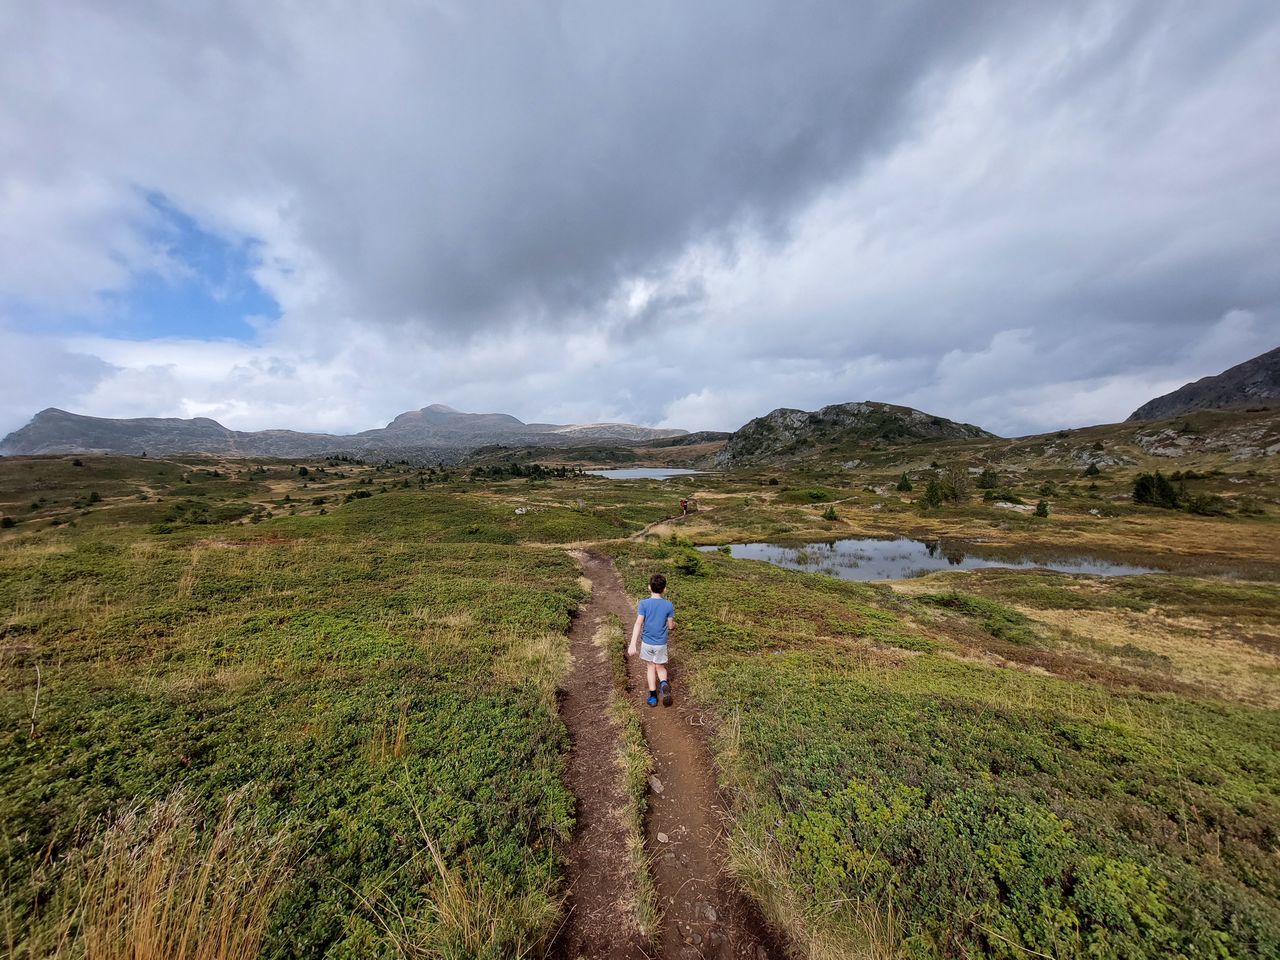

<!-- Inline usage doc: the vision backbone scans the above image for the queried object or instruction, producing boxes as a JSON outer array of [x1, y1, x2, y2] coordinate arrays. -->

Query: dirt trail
[[552, 553, 650, 960], [554, 550, 777, 960]]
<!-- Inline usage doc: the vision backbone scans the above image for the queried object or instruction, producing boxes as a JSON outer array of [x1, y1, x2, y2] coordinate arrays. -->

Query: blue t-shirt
[[637, 596, 675, 645]]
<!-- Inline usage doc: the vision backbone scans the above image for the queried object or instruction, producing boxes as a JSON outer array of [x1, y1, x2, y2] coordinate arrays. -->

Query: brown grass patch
[[1031, 607, 1280, 707], [27, 789, 292, 960]]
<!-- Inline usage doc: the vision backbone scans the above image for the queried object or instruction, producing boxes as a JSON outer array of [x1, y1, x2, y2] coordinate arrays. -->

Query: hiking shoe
[[646, 693, 659, 707], [660, 680, 672, 707]]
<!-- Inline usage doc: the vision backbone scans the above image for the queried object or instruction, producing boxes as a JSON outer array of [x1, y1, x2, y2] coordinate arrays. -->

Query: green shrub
[[777, 487, 837, 504], [920, 479, 944, 509], [1133, 471, 1182, 509], [1186, 493, 1229, 516], [918, 591, 1039, 645], [896, 473, 913, 492], [822, 505, 838, 521], [674, 548, 708, 576], [1034, 499, 1050, 518]]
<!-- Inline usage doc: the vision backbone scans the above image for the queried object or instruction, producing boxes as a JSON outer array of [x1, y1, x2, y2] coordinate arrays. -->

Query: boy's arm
[[628, 615, 644, 656]]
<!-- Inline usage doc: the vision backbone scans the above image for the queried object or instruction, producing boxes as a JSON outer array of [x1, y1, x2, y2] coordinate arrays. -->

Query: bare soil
[[551, 554, 650, 960], [553, 550, 780, 960]]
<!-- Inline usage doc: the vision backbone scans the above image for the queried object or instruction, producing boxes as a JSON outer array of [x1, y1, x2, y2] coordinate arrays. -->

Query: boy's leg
[[646, 662, 658, 694], [657, 663, 671, 705]]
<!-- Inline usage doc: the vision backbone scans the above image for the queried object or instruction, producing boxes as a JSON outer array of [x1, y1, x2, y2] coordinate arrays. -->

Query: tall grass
[[20, 788, 292, 960], [715, 708, 900, 960], [593, 616, 659, 941], [364, 790, 559, 960]]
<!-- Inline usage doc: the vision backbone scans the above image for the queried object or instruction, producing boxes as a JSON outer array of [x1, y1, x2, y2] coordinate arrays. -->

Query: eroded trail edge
[[556, 550, 777, 960], [552, 554, 649, 960]]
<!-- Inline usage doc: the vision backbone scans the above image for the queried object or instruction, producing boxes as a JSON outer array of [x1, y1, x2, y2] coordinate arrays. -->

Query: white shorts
[[639, 642, 669, 664]]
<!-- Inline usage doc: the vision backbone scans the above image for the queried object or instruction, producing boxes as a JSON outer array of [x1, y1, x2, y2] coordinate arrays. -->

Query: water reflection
[[700, 537, 1157, 581], [586, 468, 702, 479]]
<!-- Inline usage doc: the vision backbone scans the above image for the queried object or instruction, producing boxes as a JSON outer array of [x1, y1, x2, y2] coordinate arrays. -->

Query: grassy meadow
[[610, 542, 1279, 958], [0, 457, 674, 958], [1, 440, 1278, 958]]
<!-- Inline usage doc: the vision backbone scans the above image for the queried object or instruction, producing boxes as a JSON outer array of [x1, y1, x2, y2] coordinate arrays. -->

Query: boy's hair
[[649, 573, 667, 594]]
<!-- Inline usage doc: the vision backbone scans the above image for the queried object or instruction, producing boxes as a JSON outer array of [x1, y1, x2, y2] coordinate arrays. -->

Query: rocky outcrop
[[715, 400, 993, 468], [0, 405, 686, 458], [1128, 346, 1280, 421]]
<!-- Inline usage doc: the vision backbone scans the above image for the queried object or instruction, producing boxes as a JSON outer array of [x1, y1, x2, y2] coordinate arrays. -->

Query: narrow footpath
[[553, 550, 776, 960], [552, 552, 650, 960]]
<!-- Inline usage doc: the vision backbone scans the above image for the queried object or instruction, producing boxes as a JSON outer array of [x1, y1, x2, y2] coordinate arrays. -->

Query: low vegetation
[[609, 542, 1280, 959], [2, 442, 1276, 959], [2, 473, 593, 957]]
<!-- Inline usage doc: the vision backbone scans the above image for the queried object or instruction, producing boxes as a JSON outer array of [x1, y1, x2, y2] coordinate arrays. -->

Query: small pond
[[586, 468, 703, 480], [700, 536, 1159, 581]]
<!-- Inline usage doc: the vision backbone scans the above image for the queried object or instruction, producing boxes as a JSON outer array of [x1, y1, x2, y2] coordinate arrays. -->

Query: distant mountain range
[[8, 347, 1275, 464], [714, 401, 993, 468], [1128, 346, 1280, 421], [0, 404, 686, 458]]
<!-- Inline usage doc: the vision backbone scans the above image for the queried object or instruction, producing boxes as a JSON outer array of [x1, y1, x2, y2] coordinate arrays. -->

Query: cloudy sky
[[2, 1, 1278, 440]]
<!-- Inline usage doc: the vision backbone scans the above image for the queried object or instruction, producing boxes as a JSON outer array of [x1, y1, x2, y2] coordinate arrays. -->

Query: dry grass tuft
[[492, 630, 568, 699], [369, 698, 411, 763], [365, 792, 558, 960], [33, 788, 293, 960]]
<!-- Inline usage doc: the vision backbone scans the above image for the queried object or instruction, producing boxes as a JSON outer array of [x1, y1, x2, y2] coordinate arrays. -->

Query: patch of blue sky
[[98, 193, 280, 341]]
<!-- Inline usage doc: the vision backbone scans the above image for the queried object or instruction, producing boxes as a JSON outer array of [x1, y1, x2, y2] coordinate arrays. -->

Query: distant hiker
[[628, 573, 675, 707], [680, 498, 688, 516]]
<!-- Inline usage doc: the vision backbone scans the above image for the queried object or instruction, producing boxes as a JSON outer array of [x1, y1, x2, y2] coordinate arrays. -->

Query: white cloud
[[1, 2, 1278, 440]]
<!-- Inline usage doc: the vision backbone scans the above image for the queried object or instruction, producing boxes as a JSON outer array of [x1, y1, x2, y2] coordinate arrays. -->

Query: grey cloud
[[2, 2, 1279, 439], [4, 1, 1030, 330]]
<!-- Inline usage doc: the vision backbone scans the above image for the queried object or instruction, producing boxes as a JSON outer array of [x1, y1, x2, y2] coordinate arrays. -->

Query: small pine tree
[[976, 467, 999, 489], [1084, 463, 1101, 477], [1034, 500, 1050, 518], [1133, 471, 1182, 509], [822, 505, 838, 521], [896, 473, 913, 492], [921, 478, 944, 509]]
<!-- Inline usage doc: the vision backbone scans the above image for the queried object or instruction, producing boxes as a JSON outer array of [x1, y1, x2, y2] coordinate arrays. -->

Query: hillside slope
[[1129, 346, 1280, 421], [0, 405, 686, 458], [714, 400, 993, 468]]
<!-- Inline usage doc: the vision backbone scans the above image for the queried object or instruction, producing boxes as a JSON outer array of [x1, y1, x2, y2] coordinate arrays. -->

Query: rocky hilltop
[[1128, 346, 1280, 421], [715, 400, 993, 468], [0, 405, 686, 458]]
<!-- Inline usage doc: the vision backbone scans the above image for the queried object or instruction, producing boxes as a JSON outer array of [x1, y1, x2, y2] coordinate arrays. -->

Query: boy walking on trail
[[628, 573, 675, 707]]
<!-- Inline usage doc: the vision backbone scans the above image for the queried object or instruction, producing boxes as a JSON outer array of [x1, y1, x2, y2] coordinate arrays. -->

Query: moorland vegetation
[[1, 410, 1277, 958]]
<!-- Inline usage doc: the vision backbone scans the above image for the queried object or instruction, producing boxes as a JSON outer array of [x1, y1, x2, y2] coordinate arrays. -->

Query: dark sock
[[648, 689, 656, 697]]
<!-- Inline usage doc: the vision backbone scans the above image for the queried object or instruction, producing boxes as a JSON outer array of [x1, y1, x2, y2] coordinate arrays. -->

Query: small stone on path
[[649, 775, 665, 794], [657, 831, 669, 843]]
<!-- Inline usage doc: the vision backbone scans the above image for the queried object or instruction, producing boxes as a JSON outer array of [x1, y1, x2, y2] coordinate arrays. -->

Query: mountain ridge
[[0, 405, 687, 458], [1128, 346, 1280, 421]]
